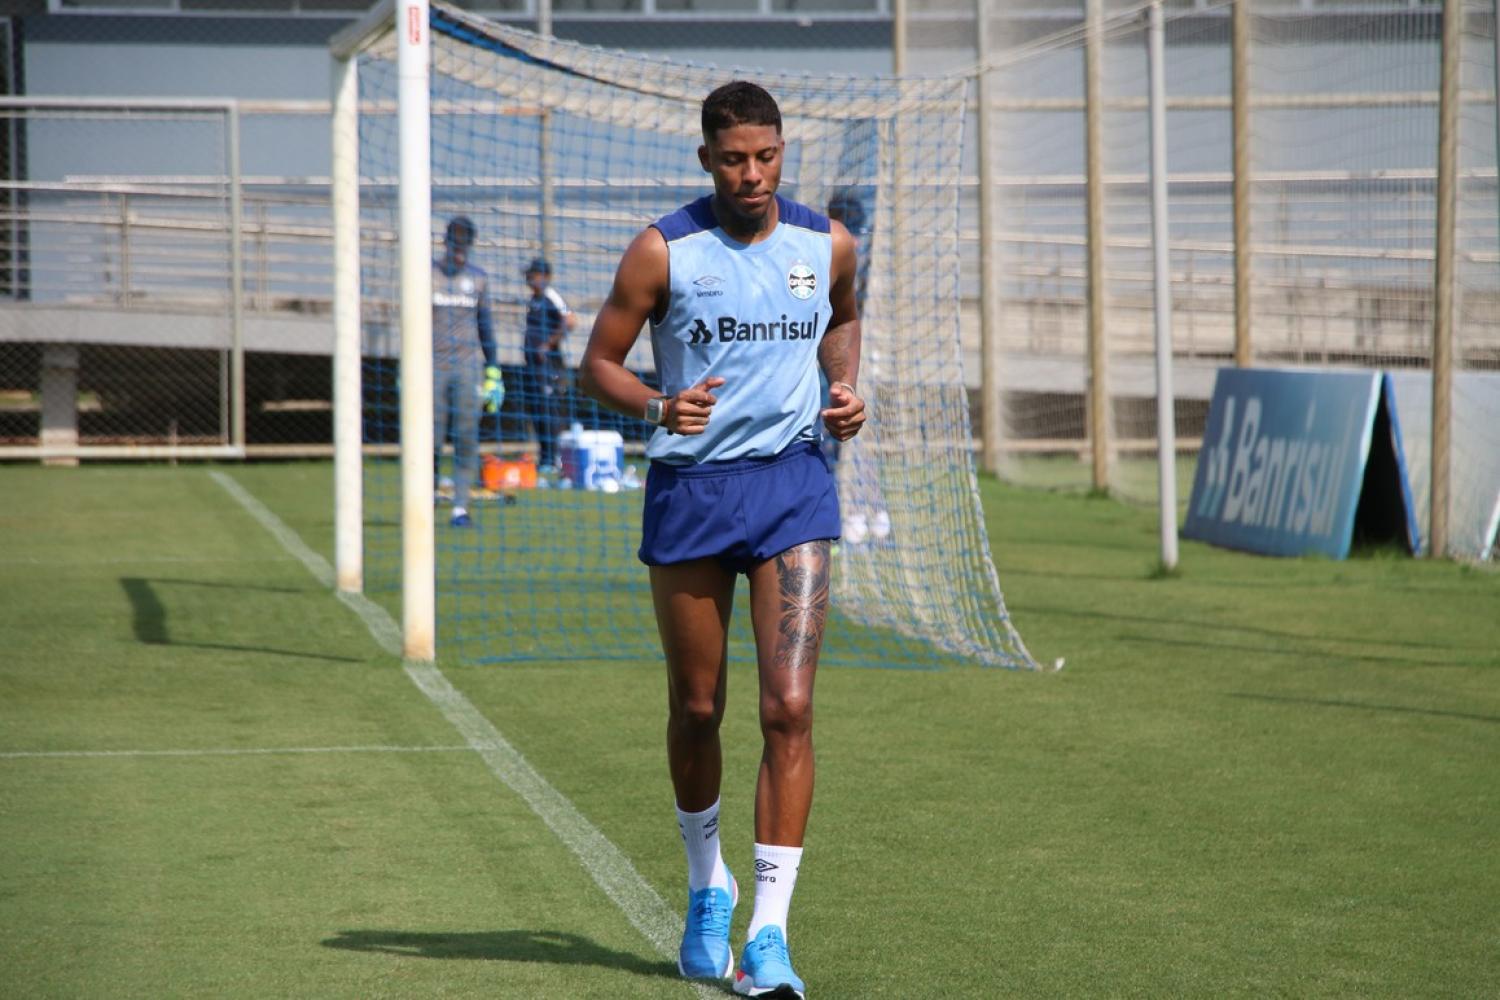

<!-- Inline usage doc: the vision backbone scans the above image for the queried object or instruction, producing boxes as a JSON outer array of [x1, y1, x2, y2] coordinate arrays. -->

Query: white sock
[[746, 843, 803, 941], [676, 799, 730, 893]]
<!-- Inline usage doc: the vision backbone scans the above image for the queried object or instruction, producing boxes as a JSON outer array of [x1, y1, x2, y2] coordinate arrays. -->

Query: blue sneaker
[[678, 872, 737, 979], [449, 509, 472, 528], [733, 925, 804, 998]]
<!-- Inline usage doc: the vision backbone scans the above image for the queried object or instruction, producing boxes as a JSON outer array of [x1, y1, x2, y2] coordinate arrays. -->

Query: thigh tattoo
[[772, 541, 831, 671]]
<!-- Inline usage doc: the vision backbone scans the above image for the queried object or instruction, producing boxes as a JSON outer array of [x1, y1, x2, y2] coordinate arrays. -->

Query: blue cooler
[[560, 428, 626, 491]]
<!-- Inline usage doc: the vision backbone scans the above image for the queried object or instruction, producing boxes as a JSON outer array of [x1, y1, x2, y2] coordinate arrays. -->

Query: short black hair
[[702, 81, 782, 140], [445, 215, 476, 248]]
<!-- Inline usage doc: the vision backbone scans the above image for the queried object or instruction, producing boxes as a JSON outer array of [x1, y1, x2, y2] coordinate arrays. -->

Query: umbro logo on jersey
[[693, 274, 725, 298], [755, 858, 779, 883], [684, 314, 823, 346]]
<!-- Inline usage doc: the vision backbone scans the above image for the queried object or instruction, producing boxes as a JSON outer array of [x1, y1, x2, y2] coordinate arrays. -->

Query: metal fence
[[5, 3, 1499, 548], [0, 99, 341, 460], [963, 0, 1500, 536]]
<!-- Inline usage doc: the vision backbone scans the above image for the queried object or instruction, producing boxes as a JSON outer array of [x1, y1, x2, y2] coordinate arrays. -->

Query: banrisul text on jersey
[[687, 315, 823, 344]]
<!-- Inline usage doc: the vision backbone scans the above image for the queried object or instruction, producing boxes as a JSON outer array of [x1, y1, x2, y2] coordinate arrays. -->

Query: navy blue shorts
[[638, 440, 841, 573]]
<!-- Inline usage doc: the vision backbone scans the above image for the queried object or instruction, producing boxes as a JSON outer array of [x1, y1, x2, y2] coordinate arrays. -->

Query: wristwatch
[[645, 395, 670, 427]]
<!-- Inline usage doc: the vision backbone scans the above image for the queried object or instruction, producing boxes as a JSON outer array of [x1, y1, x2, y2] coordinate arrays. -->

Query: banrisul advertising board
[[1183, 368, 1417, 559]]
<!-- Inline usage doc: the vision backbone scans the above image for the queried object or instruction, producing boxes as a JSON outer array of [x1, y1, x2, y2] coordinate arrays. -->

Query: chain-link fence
[[0, 101, 236, 459], [0, 99, 348, 460], [948, 0, 1498, 560], [0, 4, 893, 463]]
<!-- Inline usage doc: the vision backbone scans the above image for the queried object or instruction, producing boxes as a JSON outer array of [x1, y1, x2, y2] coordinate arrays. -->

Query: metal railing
[[3, 91, 1497, 461]]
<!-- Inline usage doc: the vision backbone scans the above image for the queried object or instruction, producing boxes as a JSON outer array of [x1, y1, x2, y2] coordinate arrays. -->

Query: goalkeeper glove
[[483, 365, 505, 413]]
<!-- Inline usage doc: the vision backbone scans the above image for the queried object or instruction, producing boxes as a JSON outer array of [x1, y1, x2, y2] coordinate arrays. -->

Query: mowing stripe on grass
[[209, 471, 709, 996], [0, 744, 477, 760], [1, 556, 296, 566], [211, 472, 338, 590]]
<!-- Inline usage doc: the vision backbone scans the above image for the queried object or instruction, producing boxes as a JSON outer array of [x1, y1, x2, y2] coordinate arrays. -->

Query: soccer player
[[521, 257, 577, 472], [433, 215, 501, 528], [579, 81, 865, 999]]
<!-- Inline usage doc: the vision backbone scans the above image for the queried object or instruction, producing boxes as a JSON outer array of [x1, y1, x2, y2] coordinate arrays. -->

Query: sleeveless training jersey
[[648, 194, 833, 464], [432, 259, 494, 370]]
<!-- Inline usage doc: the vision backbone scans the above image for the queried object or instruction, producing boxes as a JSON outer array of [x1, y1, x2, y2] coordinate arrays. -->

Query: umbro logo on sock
[[704, 816, 718, 840], [754, 858, 779, 882]]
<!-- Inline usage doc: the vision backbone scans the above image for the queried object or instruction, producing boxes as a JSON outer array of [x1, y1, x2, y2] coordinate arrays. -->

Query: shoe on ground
[[733, 925, 804, 999], [678, 872, 737, 980], [450, 509, 472, 528]]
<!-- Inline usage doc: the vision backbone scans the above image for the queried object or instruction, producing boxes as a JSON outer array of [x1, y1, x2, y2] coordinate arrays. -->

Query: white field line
[[1, 744, 476, 760], [208, 471, 706, 994]]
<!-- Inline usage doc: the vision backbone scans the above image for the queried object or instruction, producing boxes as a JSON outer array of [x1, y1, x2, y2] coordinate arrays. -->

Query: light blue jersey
[[648, 194, 833, 464]]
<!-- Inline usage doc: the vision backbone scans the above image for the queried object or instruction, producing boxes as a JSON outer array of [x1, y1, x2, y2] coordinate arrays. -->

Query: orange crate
[[481, 454, 538, 491]]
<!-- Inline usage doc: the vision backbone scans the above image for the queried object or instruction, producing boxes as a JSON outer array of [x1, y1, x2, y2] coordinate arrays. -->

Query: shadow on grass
[[1229, 692, 1500, 724], [120, 577, 362, 664], [321, 929, 682, 980]]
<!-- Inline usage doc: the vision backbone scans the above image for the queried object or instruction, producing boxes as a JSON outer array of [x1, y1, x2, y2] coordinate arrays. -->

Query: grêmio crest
[[786, 261, 817, 300]]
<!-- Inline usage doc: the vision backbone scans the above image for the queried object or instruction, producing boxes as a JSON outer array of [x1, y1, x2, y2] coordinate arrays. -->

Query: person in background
[[433, 215, 501, 528], [521, 257, 577, 472], [825, 188, 870, 312], [822, 188, 872, 467]]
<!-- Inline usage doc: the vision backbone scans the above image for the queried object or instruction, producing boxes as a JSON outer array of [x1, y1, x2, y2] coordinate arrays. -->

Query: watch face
[[646, 397, 663, 425]]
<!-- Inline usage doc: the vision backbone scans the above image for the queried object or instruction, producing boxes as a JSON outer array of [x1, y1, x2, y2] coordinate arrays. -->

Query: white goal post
[[333, 0, 436, 660]]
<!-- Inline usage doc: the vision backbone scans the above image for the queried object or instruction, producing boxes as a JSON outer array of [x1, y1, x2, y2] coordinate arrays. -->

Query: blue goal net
[[348, 3, 1036, 669]]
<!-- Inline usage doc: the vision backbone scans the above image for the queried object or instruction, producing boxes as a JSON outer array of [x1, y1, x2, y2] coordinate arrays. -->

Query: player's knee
[[669, 693, 723, 737], [759, 690, 813, 739]]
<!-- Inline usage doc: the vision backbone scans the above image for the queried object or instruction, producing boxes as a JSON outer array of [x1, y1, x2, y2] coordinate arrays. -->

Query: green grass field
[[2, 462, 1497, 998]]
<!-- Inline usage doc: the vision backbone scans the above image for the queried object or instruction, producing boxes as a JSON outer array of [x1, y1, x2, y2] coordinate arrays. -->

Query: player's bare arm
[[579, 228, 724, 436], [819, 219, 865, 442]]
